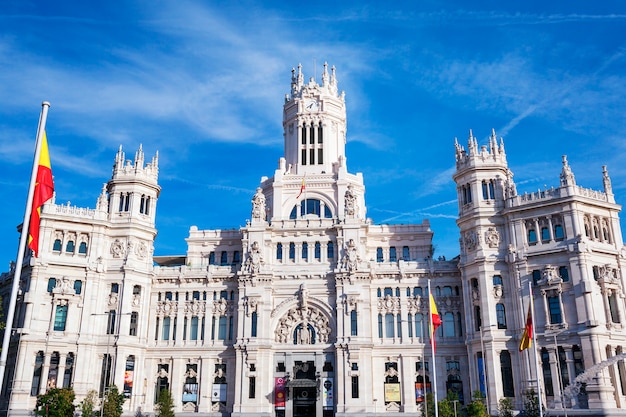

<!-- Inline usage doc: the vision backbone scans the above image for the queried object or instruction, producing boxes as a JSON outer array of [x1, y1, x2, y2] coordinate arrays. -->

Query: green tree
[[101, 385, 125, 417], [420, 393, 436, 417], [34, 387, 76, 417], [523, 389, 540, 417], [465, 390, 488, 417], [155, 389, 175, 417], [79, 389, 98, 417], [498, 397, 514, 417]]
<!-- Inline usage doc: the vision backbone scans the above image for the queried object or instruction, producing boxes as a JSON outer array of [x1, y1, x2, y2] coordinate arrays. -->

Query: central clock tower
[[282, 62, 347, 176]]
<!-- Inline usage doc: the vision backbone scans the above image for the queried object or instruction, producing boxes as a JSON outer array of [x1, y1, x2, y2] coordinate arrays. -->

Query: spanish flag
[[429, 293, 442, 352], [519, 305, 533, 351], [28, 132, 54, 258], [296, 177, 306, 199]]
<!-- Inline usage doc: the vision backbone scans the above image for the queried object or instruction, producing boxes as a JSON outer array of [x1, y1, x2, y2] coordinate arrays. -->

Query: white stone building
[[1, 64, 626, 417]]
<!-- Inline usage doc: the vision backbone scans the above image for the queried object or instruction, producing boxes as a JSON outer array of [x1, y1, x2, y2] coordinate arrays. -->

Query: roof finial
[[560, 155, 576, 186], [603, 165, 613, 195]]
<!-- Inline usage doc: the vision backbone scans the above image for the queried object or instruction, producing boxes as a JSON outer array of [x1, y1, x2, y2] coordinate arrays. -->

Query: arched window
[[289, 243, 295, 260], [444, 312, 455, 337], [31, 351, 44, 395], [302, 242, 308, 260], [209, 252, 216, 265], [276, 243, 283, 260], [162, 317, 170, 340], [493, 275, 503, 286], [190, 316, 199, 340], [443, 286, 452, 296], [220, 251, 228, 266], [376, 247, 383, 262], [327, 242, 334, 260], [78, 241, 88, 254], [407, 313, 413, 337], [554, 224, 564, 240], [385, 314, 394, 338], [377, 314, 383, 338], [53, 239, 62, 252], [389, 247, 397, 262], [251, 312, 258, 337], [63, 353, 75, 388], [66, 240, 75, 253], [500, 351, 515, 397], [528, 229, 537, 244], [314, 242, 321, 259], [541, 227, 550, 241], [289, 199, 332, 219], [415, 313, 424, 338], [474, 305, 482, 331], [496, 303, 507, 329]]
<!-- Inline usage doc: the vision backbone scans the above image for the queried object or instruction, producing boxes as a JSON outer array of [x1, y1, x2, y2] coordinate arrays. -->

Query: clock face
[[305, 99, 319, 111]]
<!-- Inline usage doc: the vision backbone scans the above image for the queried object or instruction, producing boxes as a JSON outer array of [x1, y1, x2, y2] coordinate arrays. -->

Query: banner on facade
[[415, 382, 432, 403], [322, 377, 333, 407], [477, 356, 486, 397], [274, 377, 286, 407], [212, 383, 227, 402], [183, 383, 198, 403], [384, 382, 401, 402]]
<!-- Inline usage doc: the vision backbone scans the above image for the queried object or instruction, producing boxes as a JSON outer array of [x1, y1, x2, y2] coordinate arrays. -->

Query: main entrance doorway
[[293, 386, 317, 417]]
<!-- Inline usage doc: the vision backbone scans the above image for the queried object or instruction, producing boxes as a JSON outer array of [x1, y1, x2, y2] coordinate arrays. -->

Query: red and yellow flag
[[519, 305, 533, 351], [296, 177, 306, 199], [28, 132, 54, 257], [429, 293, 442, 352]]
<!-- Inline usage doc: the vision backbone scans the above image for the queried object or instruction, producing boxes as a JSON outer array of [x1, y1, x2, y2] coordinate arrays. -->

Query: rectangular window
[[351, 376, 359, 398], [190, 316, 199, 340], [548, 296, 562, 324], [30, 352, 44, 396], [350, 310, 358, 336], [249, 376, 256, 399], [218, 316, 227, 340], [129, 312, 138, 336], [389, 247, 397, 262], [385, 314, 394, 338], [318, 148, 323, 165], [251, 312, 258, 337], [310, 148, 315, 165], [162, 317, 171, 340], [301, 149, 307, 165], [106, 310, 116, 335], [54, 306, 67, 332]]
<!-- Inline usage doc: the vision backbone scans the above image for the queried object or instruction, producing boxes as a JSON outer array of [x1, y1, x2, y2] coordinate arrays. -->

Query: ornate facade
[[1, 64, 626, 417]]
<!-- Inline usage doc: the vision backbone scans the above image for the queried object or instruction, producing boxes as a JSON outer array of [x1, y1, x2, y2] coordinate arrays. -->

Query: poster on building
[[183, 383, 198, 403], [415, 382, 432, 403], [322, 377, 333, 407], [477, 356, 486, 397], [384, 383, 401, 402], [212, 383, 227, 402], [274, 377, 286, 407], [123, 370, 134, 398]]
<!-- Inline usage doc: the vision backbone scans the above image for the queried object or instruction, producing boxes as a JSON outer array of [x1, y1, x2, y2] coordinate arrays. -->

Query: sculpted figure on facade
[[344, 185, 357, 217], [110, 239, 126, 258], [342, 239, 360, 271], [244, 241, 263, 274], [485, 227, 500, 248], [251, 187, 266, 221]]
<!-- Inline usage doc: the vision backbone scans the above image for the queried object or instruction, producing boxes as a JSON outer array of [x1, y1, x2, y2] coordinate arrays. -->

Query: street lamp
[[92, 311, 132, 417], [545, 329, 568, 417], [479, 324, 497, 416]]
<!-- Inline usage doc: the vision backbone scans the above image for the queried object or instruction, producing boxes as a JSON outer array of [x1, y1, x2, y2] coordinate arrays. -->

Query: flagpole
[[428, 280, 439, 417], [528, 281, 543, 417], [0, 102, 51, 393]]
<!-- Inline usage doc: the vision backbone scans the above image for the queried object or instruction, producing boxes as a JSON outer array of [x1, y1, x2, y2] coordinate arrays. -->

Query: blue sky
[[1, 1, 626, 268]]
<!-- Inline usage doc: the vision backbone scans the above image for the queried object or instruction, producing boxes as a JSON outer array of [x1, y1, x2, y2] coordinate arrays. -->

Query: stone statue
[[251, 188, 266, 221]]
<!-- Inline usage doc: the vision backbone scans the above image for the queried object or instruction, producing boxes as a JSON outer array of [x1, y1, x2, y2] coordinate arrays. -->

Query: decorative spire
[[322, 62, 329, 87], [96, 183, 108, 211], [297, 63, 304, 88], [560, 155, 576, 186], [135, 144, 145, 170], [603, 165, 613, 195], [490, 128, 498, 154]]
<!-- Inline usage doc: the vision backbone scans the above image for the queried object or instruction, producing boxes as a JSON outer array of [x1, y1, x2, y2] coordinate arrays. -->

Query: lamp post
[[547, 329, 568, 417], [479, 324, 497, 416], [92, 311, 132, 417]]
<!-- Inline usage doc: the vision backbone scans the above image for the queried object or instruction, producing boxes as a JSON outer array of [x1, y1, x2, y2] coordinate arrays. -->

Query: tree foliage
[[79, 389, 98, 417], [155, 389, 175, 417], [101, 385, 125, 417], [34, 387, 76, 417], [498, 397, 514, 417], [523, 389, 541, 417], [465, 390, 488, 417]]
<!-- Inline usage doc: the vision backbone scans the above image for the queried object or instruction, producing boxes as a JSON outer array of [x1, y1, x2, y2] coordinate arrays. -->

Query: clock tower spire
[[283, 62, 346, 176]]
